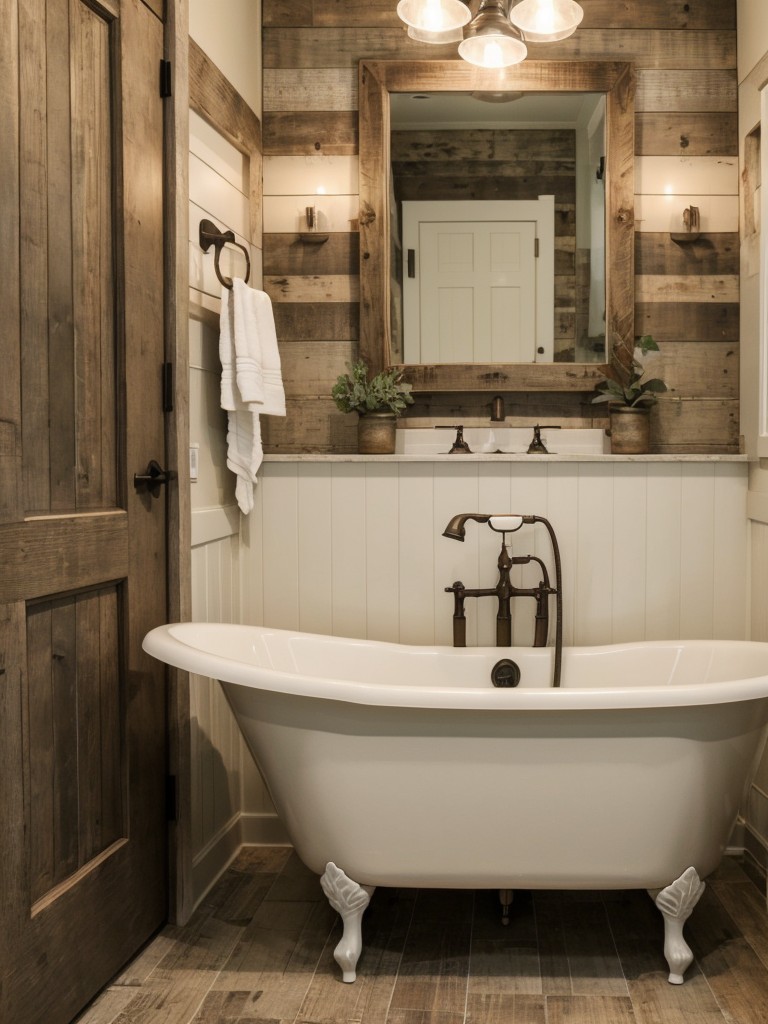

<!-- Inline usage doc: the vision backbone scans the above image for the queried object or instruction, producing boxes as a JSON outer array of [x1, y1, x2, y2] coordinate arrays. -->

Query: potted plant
[[332, 361, 414, 454], [592, 334, 667, 454]]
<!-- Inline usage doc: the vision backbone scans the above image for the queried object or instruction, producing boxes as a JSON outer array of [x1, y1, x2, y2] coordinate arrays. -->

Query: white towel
[[219, 280, 286, 514], [231, 278, 286, 414]]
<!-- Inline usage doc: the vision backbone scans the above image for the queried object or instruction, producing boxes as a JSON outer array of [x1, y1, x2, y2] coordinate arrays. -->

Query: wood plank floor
[[75, 849, 768, 1024]]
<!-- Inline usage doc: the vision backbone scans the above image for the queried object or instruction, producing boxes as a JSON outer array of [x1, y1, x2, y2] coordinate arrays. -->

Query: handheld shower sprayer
[[442, 513, 532, 542]]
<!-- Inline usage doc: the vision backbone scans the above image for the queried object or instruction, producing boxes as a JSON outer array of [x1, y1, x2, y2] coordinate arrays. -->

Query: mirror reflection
[[389, 91, 606, 364]]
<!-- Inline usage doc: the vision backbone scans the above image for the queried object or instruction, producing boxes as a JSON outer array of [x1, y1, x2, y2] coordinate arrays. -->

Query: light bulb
[[458, 31, 527, 68]]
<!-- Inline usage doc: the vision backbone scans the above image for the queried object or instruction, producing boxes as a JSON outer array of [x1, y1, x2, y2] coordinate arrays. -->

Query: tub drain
[[491, 658, 521, 688]]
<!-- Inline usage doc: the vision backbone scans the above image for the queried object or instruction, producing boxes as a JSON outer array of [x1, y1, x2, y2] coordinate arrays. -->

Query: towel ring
[[199, 218, 251, 289]]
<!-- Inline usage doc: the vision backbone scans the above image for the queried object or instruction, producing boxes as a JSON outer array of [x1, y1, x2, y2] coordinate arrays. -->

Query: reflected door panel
[[402, 199, 554, 364], [420, 222, 537, 362]]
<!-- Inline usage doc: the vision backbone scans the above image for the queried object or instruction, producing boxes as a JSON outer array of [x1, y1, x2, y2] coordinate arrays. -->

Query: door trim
[[164, 27, 263, 925]]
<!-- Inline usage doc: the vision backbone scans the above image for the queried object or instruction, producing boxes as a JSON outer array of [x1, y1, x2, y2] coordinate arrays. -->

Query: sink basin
[[395, 427, 609, 455]]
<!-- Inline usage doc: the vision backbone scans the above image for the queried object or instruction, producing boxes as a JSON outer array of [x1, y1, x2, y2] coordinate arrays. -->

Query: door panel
[[26, 586, 125, 908], [0, 0, 168, 1020], [21, 0, 118, 516], [421, 221, 536, 364], [402, 198, 555, 363], [419, 220, 537, 363]]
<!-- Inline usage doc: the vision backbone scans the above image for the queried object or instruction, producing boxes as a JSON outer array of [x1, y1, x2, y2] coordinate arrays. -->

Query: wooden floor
[[76, 848, 768, 1024]]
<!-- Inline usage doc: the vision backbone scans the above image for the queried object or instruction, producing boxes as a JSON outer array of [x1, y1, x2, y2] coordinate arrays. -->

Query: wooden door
[[416, 219, 537, 363], [0, 1, 169, 1021], [402, 198, 555, 363]]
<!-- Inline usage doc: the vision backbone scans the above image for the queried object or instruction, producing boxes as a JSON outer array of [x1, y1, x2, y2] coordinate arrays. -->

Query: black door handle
[[134, 460, 176, 497]]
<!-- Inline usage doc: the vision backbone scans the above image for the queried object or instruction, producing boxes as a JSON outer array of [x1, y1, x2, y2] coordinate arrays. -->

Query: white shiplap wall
[[188, 111, 283, 906], [254, 459, 748, 647], [739, 0, 768, 880]]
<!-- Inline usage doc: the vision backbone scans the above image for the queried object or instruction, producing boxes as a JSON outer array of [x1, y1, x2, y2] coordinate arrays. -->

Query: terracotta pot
[[357, 410, 397, 454], [609, 405, 650, 454]]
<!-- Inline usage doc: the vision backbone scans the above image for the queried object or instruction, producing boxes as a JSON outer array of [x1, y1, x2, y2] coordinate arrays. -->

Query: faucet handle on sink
[[435, 425, 472, 454], [527, 424, 561, 455]]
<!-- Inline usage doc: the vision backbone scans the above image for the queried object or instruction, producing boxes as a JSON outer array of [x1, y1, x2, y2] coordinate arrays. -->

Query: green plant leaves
[[591, 334, 667, 408], [331, 361, 414, 416]]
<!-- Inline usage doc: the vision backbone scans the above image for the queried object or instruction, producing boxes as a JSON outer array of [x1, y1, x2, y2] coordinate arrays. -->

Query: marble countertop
[[263, 452, 748, 463]]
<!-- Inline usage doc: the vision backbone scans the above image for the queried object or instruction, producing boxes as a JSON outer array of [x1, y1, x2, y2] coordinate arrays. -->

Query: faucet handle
[[435, 425, 472, 454], [527, 424, 561, 455]]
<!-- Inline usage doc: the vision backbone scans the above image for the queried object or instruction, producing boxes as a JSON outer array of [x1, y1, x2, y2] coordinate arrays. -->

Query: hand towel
[[231, 278, 286, 415], [219, 280, 286, 514]]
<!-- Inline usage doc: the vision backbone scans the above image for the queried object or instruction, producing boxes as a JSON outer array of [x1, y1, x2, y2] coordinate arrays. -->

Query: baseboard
[[743, 821, 768, 893], [240, 811, 291, 846], [191, 812, 292, 910]]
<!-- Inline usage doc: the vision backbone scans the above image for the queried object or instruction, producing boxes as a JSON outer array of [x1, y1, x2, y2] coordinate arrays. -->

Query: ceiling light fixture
[[407, 23, 465, 43], [396, 0, 472, 36], [397, 0, 584, 69], [458, 0, 526, 68], [509, 0, 583, 42]]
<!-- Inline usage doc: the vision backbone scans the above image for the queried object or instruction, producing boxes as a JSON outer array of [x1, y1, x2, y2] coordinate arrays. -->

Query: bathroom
[[3, 0, 768, 1021]]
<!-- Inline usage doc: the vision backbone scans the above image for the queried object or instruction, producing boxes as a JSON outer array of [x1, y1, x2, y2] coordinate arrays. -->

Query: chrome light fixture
[[509, 0, 583, 42], [458, 0, 526, 68], [397, 0, 583, 68]]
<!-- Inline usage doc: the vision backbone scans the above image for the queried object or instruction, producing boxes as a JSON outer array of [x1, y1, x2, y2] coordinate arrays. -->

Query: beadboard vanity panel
[[251, 460, 748, 647], [261, 0, 739, 455]]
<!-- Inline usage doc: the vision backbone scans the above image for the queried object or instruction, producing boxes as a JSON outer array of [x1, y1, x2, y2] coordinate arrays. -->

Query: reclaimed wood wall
[[261, 0, 739, 454]]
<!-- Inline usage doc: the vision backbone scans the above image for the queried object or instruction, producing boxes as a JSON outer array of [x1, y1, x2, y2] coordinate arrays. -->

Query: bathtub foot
[[649, 866, 705, 984], [320, 862, 375, 983], [499, 888, 514, 926]]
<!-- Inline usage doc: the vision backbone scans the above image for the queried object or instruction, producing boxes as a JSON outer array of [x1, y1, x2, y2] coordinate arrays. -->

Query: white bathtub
[[143, 623, 768, 984]]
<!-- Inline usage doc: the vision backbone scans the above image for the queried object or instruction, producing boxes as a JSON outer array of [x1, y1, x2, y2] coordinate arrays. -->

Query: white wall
[[254, 460, 748, 648], [188, 104, 283, 905], [738, 0, 768, 878], [189, 0, 262, 117]]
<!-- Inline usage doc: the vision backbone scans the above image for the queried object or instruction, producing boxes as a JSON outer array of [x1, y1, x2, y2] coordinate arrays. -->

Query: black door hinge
[[162, 362, 174, 413], [166, 774, 177, 822], [160, 60, 172, 98]]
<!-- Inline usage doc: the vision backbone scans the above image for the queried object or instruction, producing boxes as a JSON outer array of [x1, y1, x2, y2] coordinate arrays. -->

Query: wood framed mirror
[[359, 59, 635, 392]]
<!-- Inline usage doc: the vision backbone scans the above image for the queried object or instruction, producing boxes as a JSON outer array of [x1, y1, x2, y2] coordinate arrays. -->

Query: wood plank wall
[[261, 0, 739, 454]]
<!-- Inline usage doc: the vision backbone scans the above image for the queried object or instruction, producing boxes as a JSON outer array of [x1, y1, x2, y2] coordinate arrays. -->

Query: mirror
[[359, 60, 635, 393], [391, 91, 606, 365]]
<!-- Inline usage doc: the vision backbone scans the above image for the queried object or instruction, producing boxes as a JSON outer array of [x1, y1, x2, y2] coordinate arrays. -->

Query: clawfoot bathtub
[[143, 623, 768, 985]]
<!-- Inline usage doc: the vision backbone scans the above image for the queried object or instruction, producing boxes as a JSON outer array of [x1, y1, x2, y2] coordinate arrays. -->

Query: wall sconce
[[398, 0, 584, 68], [300, 202, 329, 244], [670, 205, 701, 245]]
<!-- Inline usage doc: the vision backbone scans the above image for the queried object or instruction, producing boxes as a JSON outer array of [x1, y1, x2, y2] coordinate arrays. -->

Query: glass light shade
[[509, 0, 583, 42], [471, 89, 524, 102], [397, 0, 471, 33], [459, 0, 527, 68], [407, 23, 465, 43], [458, 31, 527, 67]]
